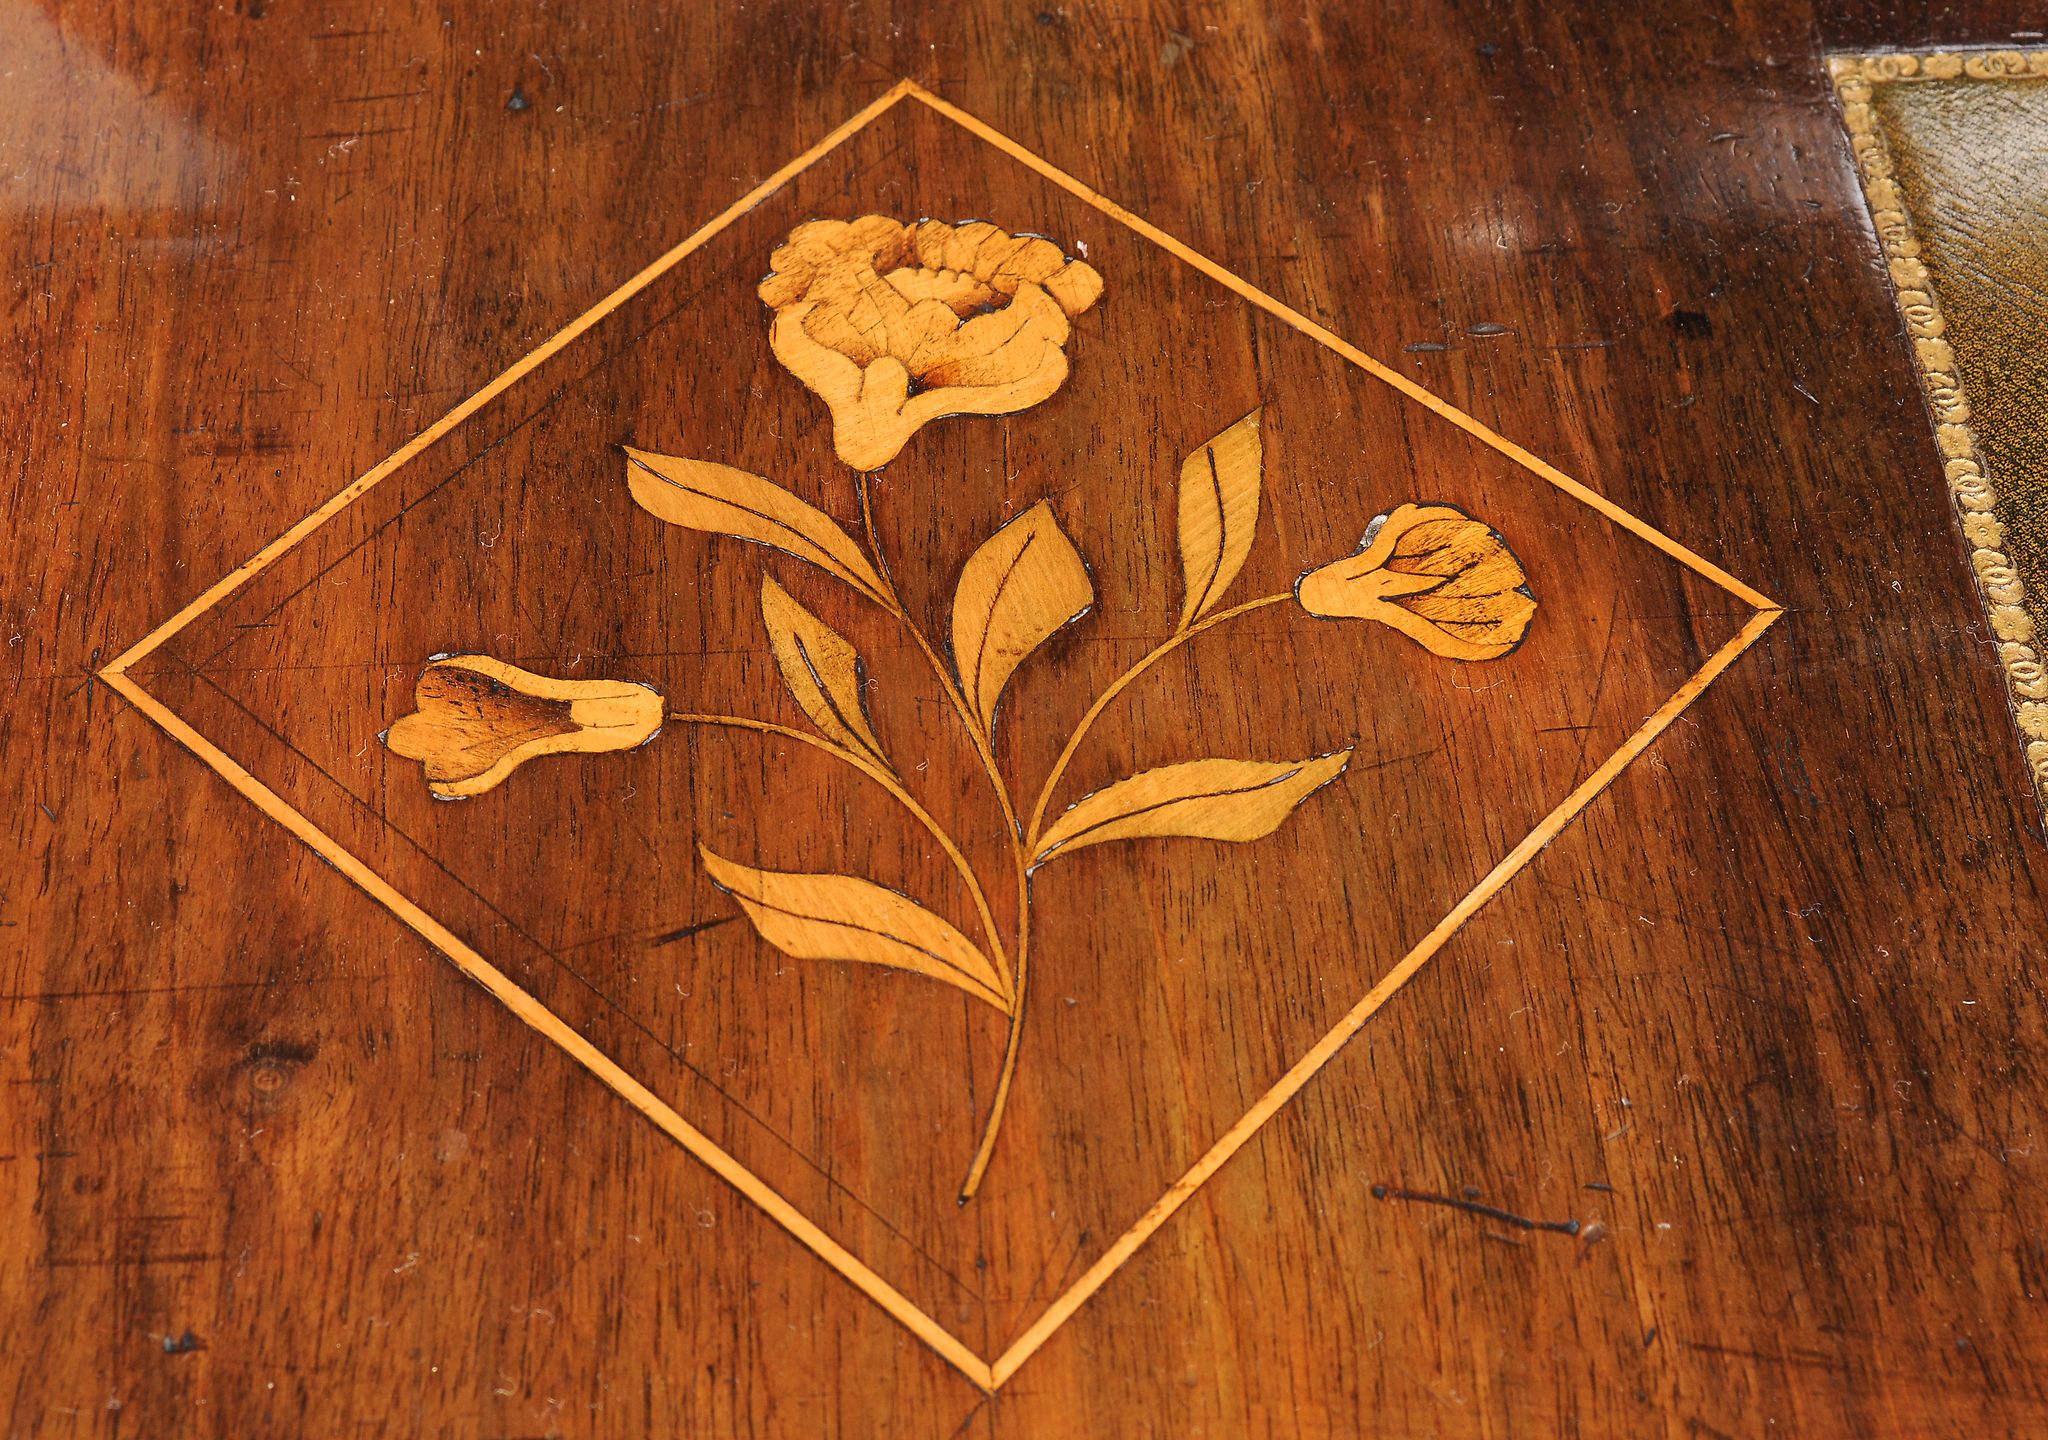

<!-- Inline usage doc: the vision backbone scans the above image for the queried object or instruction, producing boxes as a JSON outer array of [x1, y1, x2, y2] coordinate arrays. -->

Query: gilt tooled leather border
[[1832, 50, 2048, 829]]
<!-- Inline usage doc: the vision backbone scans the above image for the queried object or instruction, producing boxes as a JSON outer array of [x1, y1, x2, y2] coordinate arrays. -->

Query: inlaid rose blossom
[[758, 216, 1105, 470]]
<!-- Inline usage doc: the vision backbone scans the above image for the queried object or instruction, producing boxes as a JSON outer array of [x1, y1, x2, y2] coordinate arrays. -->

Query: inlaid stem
[[959, 863, 1030, 1203], [859, 474, 1039, 1194], [667, 711, 1011, 1002], [1026, 592, 1293, 847]]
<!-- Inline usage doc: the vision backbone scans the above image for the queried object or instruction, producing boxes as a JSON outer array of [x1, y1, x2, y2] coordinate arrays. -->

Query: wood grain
[[5, 3, 2046, 1436]]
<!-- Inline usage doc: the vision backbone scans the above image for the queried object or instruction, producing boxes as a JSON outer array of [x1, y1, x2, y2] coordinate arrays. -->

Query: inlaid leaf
[[700, 847, 1010, 1013], [1177, 409, 1263, 630], [623, 446, 888, 604], [949, 500, 1093, 736], [759, 576, 889, 770], [1033, 752, 1352, 866]]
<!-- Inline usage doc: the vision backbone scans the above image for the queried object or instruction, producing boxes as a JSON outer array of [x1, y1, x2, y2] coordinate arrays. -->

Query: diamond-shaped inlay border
[[102, 79, 1782, 1392]]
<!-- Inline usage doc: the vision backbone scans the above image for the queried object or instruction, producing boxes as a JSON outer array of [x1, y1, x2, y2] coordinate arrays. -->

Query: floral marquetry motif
[[99, 80, 1777, 1395], [381, 219, 1542, 1200]]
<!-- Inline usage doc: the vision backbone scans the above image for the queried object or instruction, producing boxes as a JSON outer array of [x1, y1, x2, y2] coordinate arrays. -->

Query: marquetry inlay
[[99, 79, 1777, 1392]]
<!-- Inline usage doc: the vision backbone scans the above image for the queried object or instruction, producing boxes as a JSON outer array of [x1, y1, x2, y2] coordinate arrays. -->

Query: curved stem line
[[958, 590, 1294, 1197], [856, 474, 1026, 846], [958, 864, 1030, 1203], [1025, 592, 1293, 848], [857, 474, 1039, 1198], [910, 627, 1029, 845], [668, 711, 1012, 1003]]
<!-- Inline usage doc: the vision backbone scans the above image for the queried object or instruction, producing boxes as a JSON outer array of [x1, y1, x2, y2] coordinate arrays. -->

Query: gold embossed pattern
[[1834, 52, 2048, 821]]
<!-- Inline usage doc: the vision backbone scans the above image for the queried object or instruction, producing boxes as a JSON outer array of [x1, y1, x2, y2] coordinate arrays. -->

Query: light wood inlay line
[[106, 600, 1777, 1392], [901, 82, 1781, 616], [988, 604, 1783, 1387], [96, 664, 1000, 1393], [95, 75, 1782, 1392], [106, 74, 1770, 687], [102, 79, 919, 681]]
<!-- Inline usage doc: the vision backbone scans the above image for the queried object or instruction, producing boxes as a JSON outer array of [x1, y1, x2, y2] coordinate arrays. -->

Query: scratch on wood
[[1371, 1183, 1582, 1236], [652, 916, 739, 948]]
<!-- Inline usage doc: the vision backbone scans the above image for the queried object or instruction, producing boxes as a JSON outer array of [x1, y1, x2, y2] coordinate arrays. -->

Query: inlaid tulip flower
[[1296, 502, 1536, 661], [758, 216, 1104, 470], [383, 655, 664, 798]]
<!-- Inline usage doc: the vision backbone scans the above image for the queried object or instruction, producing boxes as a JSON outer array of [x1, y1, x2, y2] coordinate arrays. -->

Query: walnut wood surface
[[5, 2, 2047, 1436]]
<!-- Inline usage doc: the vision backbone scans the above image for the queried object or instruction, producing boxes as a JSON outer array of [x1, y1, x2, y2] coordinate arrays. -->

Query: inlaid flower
[[1296, 502, 1536, 661], [383, 655, 664, 798], [758, 215, 1104, 471]]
